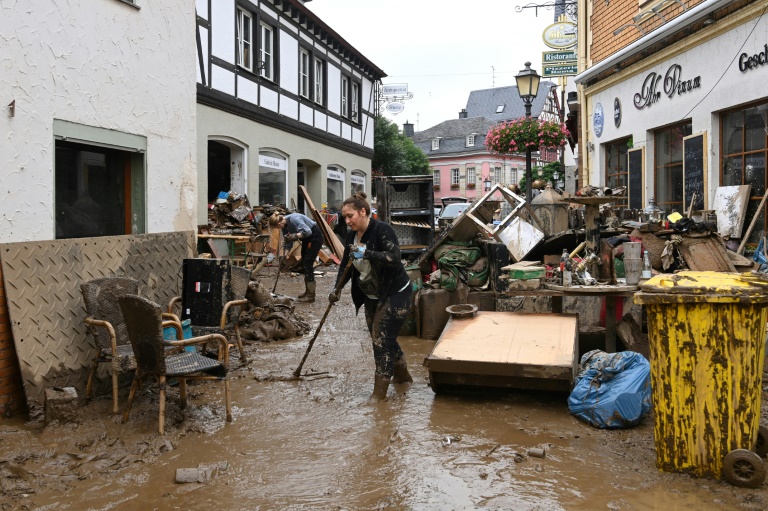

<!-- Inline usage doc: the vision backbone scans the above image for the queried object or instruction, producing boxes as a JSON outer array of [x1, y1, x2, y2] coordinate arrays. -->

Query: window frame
[[314, 57, 325, 106], [451, 168, 460, 186], [259, 20, 274, 81], [351, 82, 359, 123], [431, 138, 440, 150], [467, 166, 476, 184], [654, 120, 692, 212], [341, 75, 349, 119], [605, 137, 631, 208], [466, 134, 476, 147], [433, 169, 441, 186], [236, 7, 253, 72], [299, 48, 310, 99]]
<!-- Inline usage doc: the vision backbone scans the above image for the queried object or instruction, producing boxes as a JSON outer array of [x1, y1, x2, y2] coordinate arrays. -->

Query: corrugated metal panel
[[0, 232, 195, 418]]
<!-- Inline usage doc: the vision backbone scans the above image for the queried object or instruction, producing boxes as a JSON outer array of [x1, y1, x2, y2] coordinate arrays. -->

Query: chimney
[[459, 108, 468, 119], [403, 121, 414, 138]]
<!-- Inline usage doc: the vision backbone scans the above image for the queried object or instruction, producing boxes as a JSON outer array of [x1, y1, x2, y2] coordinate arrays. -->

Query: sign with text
[[327, 168, 344, 181], [542, 20, 577, 49], [381, 83, 408, 96], [259, 154, 287, 170], [386, 102, 405, 114], [543, 50, 577, 64], [543, 64, 578, 77]]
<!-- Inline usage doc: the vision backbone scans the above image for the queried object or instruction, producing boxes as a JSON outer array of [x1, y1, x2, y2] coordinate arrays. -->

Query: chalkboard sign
[[627, 147, 644, 210], [683, 132, 707, 211]]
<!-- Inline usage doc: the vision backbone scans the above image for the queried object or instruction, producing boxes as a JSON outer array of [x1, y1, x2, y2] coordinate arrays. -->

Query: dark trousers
[[363, 285, 412, 378], [301, 225, 323, 282]]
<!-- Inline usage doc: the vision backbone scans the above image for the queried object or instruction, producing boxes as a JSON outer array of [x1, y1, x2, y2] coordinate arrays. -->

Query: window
[[259, 151, 287, 206], [351, 82, 359, 123], [314, 57, 325, 106], [299, 49, 310, 99], [466, 134, 475, 147], [451, 168, 460, 185], [259, 22, 274, 80], [236, 8, 253, 72], [351, 171, 366, 193], [432, 138, 440, 150], [494, 166, 502, 183], [433, 169, 440, 187], [496, 105, 505, 113], [654, 121, 692, 211], [722, 102, 768, 242], [341, 76, 349, 118], [467, 166, 476, 183], [605, 138, 630, 208], [327, 166, 345, 211]]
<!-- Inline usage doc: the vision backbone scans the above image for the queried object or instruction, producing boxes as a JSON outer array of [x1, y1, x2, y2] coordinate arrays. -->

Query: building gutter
[[574, 0, 734, 85]]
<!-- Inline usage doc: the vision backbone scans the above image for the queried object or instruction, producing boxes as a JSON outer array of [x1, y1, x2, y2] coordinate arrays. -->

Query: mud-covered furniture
[[82, 276, 184, 414], [167, 262, 250, 364], [118, 294, 232, 435]]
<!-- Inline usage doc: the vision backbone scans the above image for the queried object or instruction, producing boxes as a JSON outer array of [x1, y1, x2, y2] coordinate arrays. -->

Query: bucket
[[445, 303, 478, 319], [624, 242, 642, 259], [624, 257, 642, 285]]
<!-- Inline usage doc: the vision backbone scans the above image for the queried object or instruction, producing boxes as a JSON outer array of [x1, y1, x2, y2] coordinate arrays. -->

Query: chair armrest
[[83, 317, 118, 356], [161, 319, 183, 341], [167, 333, 230, 367], [162, 312, 182, 323], [221, 299, 249, 329], [167, 296, 181, 315]]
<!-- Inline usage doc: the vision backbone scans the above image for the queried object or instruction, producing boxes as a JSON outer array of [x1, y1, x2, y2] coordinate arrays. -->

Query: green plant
[[485, 118, 569, 155]]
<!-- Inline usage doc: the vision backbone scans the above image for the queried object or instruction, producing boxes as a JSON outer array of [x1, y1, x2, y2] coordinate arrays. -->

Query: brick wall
[[0, 262, 27, 418], [590, 0, 706, 64]]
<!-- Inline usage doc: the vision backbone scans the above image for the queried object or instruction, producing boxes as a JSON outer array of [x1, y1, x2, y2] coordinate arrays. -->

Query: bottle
[[642, 250, 652, 279], [560, 249, 568, 274], [563, 258, 572, 287]]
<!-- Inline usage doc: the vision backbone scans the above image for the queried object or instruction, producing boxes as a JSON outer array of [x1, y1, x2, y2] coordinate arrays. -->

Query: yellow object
[[667, 211, 683, 223], [635, 271, 768, 479]]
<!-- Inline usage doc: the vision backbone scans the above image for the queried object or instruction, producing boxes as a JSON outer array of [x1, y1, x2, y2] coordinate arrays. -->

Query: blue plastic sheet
[[567, 350, 651, 429]]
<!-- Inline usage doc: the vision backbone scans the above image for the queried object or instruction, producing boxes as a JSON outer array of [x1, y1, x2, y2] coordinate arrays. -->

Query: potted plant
[[433, 184, 440, 191], [485, 117, 569, 155], [450, 184, 460, 190], [467, 182, 476, 190]]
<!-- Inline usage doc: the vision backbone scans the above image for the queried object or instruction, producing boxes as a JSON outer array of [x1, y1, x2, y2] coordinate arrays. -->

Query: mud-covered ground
[[1, 268, 767, 511]]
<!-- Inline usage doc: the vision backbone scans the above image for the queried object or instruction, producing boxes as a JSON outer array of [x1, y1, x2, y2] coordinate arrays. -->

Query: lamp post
[[483, 178, 492, 191], [515, 61, 541, 204]]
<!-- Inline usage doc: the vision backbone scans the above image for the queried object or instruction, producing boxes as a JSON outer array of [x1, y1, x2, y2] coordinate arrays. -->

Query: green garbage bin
[[635, 271, 768, 487]]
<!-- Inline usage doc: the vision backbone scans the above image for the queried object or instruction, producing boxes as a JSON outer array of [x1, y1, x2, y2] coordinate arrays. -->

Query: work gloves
[[350, 245, 366, 260], [328, 290, 340, 303], [284, 233, 300, 242]]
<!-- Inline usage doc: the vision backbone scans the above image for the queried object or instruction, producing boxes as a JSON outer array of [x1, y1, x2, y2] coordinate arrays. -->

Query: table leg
[[552, 295, 563, 314], [605, 296, 617, 352]]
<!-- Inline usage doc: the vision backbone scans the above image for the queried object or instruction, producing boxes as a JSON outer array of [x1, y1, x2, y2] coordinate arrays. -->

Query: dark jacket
[[334, 218, 409, 313]]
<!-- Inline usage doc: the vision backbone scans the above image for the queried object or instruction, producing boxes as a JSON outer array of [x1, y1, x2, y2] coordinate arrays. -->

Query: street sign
[[542, 20, 577, 49], [381, 83, 408, 96], [543, 64, 578, 77], [543, 50, 577, 64], [385, 102, 405, 114]]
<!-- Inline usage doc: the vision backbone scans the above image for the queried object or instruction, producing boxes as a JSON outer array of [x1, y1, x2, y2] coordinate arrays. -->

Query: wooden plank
[[299, 185, 345, 260], [616, 314, 650, 359], [678, 235, 737, 272]]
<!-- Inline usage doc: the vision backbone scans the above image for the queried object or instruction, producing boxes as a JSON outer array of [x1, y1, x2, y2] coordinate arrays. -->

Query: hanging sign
[[382, 83, 408, 96], [386, 102, 405, 114], [543, 50, 577, 64], [593, 102, 604, 138], [542, 20, 577, 49], [543, 64, 577, 77]]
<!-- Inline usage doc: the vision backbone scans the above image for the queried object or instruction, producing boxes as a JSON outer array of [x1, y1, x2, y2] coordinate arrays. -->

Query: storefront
[[577, 2, 768, 241]]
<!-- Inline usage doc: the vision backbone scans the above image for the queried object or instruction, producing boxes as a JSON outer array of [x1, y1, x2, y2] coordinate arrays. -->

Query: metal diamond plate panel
[[0, 232, 195, 418]]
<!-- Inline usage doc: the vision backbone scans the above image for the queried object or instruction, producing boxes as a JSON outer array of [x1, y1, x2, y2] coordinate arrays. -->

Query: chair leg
[[158, 375, 166, 435], [86, 363, 96, 400], [122, 374, 140, 424], [179, 378, 187, 409], [224, 379, 232, 423], [234, 326, 248, 364], [111, 361, 120, 415]]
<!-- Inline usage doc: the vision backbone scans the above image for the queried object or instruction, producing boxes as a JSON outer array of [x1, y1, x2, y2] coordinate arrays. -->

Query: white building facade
[[195, 0, 383, 219], [0, 0, 198, 242]]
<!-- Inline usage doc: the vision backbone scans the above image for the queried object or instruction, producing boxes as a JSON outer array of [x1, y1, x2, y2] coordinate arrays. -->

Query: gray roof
[[412, 117, 490, 142], [465, 82, 555, 123]]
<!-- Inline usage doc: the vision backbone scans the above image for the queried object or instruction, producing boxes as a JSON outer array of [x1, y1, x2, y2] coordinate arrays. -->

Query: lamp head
[[515, 61, 541, 102]]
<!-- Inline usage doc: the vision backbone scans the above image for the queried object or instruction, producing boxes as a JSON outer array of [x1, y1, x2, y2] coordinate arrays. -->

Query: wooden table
[[501, 284, 639, 353]]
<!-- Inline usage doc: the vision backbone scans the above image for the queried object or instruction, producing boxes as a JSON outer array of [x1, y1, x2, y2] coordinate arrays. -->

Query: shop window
[[351, 171, 365, 194], [54, 120, 145, 240], [721, 102, 768, 242], [259, 150, 287, 206], [605, 137, 630, 207], [654, 121, 691, 212], [327, 165, 345, 211]]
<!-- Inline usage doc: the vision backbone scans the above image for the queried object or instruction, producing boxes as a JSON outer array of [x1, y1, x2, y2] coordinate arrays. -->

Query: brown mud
[[1, 269, 767, 510]]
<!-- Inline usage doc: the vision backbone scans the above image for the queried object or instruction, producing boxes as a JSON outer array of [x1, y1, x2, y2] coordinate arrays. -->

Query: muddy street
[[1, 270, 767, 511]]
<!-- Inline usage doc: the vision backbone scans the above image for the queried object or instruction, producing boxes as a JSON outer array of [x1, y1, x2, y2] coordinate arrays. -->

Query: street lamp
[[483, 178, 492, 191], [515, 61, 541, 204]]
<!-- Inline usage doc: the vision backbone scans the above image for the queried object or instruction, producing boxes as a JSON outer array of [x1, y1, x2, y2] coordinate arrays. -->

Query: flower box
[[433, 184, 440, 191], [450, 184, 460, 190], [467, 183, 476, 189], [486, 117, 569, 155]]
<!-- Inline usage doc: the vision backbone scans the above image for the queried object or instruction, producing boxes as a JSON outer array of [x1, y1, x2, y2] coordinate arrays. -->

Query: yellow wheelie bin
[[635, 271, 768, 487]]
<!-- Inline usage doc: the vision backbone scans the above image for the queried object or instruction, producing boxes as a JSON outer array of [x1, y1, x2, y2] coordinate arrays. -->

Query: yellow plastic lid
[[635, 271, 768, 304]]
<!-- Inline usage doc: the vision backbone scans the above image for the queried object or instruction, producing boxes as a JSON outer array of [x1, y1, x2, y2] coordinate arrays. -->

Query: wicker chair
[[82, 276, 183, 414], [167, 265, 250, 364], [118, 294, 232, 435]]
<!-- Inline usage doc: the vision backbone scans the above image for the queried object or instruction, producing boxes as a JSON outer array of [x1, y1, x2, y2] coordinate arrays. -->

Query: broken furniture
[[118, 294, 232, 435], [423, 311, 579, 393], [82, 276, 183, 414], [167, 259, 249, 364], [374, 175, 435, 259], [198, 233, 269, 269], [563, 196, 623, 276]]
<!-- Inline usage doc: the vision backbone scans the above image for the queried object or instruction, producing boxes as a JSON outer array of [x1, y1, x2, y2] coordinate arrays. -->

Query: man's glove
[[350, 245, 366, 260], [284, 233, 299, 242], [328, 290, 340, 303]]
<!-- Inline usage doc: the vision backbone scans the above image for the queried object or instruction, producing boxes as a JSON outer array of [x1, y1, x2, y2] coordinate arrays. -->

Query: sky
[[308, 0, 558, 133]]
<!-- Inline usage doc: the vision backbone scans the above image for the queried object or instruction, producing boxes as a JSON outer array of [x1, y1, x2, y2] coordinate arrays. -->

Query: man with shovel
[[269, 212, 323, 303]]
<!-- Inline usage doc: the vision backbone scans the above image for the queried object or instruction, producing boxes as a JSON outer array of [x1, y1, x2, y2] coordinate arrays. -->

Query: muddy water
[[3, 271, 767, 510]]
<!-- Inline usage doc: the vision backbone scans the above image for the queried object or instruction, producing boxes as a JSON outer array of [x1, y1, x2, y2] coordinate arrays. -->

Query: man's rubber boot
[[368, 374, 390, 402], [297, 281, 316, 303], [391, 357, 413, 384], [297, 281, 307, 299]]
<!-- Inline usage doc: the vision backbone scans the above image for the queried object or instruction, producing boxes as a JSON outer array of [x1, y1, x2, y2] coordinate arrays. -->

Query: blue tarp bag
[[567, 350, 652, 429]]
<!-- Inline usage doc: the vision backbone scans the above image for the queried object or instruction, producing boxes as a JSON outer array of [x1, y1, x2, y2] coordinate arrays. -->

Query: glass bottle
[[642, 250, 652, 279], [563, 258, 572, 287]]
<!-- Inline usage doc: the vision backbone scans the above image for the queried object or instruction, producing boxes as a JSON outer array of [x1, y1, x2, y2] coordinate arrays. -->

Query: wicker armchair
[[118, 294, 232, 435]]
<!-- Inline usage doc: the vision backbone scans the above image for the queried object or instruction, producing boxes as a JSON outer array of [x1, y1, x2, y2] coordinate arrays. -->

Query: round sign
[[613, 98, 622, 128], [542, 21, 577, 49], [594, 102, 604, 138], [385, 102, 405, 114]]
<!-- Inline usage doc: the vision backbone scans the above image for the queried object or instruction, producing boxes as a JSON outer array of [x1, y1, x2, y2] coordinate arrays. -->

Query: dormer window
[[431, 138, 441, 150], [496, 105, 505, 113], [466, 134, 476, 147]]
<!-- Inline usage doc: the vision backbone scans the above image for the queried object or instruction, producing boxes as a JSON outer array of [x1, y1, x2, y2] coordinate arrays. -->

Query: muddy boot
[[368, 374, 391, 402], [297, 282, 307, 299], [297, 281, 316, 303], [391, 357, 413, 384]]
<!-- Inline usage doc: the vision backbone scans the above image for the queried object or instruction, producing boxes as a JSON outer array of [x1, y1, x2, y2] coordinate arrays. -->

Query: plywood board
[[299, 185, 345, 260], [424, 311, 578, 391], [678, 235, 737, 272], [494, 217, 545, 262], [713, 185, 750, 238]]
